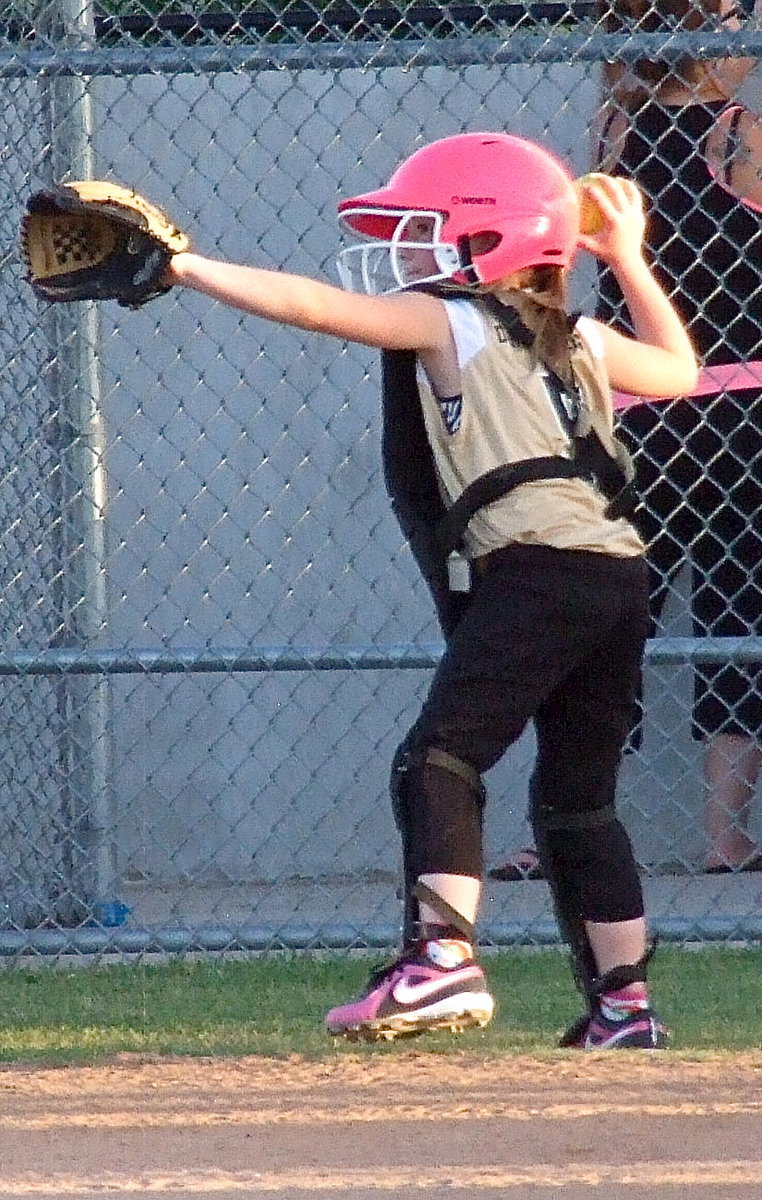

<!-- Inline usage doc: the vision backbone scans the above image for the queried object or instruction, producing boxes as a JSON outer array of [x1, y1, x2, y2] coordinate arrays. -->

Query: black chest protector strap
[[436, 458, 580, 558], [381, 348, 471, 637], [432, 293, 636, 555], [436, 440, 637, 557]]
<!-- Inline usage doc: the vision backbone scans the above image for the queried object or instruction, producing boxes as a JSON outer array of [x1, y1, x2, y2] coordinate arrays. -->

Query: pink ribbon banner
[[612, 361, 762, 411]]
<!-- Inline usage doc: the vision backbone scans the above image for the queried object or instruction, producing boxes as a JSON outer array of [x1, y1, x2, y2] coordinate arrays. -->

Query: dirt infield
[[1, 1052, 761, 1197]]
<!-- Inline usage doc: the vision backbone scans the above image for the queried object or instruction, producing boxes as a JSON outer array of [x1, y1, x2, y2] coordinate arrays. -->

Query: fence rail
[[0, 636, 761, 677], [3, 30, 762, 78]]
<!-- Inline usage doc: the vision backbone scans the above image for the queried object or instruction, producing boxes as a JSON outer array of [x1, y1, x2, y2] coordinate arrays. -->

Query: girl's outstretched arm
[[166, 252, 451, 354]]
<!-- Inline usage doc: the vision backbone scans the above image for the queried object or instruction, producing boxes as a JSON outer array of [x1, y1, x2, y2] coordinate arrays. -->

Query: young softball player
[[163, 132, 698, 1048]]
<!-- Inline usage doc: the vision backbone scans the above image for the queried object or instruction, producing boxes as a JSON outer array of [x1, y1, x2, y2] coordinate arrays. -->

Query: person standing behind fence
[[157, 133, 698, 1047], [593, 0, 762, 874]]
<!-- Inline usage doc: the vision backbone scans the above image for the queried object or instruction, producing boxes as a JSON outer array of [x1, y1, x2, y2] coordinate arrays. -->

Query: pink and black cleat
[[560, 1005, 668, 1049], [325, 946, 495, 1042]]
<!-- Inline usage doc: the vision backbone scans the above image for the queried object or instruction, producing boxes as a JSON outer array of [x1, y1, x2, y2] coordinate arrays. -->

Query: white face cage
[[336, 208, 463, 294]]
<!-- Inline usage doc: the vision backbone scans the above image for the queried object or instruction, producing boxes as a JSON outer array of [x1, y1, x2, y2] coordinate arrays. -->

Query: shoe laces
[[364, 938, 471, 990], [364, 947, 422, 990]]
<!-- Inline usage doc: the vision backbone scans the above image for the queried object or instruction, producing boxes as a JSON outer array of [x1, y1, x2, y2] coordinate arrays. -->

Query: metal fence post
[[38, 0, 115, 923]]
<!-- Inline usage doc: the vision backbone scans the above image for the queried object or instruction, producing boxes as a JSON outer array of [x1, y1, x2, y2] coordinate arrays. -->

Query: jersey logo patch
[[541, 368, 580, 435], [438, 394, 463, 434]]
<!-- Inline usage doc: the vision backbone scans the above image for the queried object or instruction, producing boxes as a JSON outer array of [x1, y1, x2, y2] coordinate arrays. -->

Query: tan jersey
[[416, 295, 645, 560]]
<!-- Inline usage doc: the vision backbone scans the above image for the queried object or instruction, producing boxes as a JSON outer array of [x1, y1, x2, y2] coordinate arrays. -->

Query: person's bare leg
[[704, 733, 762, 870], [580, 916, 665, 1046], [418, 873, 481, 945], [586, 916, 647, 978]]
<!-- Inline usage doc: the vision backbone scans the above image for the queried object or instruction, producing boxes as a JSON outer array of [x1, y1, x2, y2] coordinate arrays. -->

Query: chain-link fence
[[0, 1, 760, 958]]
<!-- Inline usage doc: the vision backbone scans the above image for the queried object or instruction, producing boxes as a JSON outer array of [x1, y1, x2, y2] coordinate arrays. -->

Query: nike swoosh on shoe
[[391, 967, 482, 1007]]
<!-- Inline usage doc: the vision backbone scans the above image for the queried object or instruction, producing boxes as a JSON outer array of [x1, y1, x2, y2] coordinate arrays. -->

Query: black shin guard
[[589, 942, 657, 999], [391, 743, 485, 945], [531, 795, 644, 999], [530, 802, 605, 998]]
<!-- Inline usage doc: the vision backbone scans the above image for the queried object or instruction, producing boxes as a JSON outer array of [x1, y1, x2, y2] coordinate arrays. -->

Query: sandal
[[705, 852, 762, 874], [488, 848, 544, 882]]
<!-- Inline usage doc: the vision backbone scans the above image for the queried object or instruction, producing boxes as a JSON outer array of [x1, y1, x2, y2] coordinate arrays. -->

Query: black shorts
[[618, 395, 762, 740], [409, 543, 649, 819], [597, 99, 762, 739]]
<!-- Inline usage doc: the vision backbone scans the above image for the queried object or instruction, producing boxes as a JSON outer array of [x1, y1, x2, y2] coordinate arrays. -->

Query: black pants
[[396, 544, 649, 934], [411, 543, 648, 802], [415, 549, 648, 792]]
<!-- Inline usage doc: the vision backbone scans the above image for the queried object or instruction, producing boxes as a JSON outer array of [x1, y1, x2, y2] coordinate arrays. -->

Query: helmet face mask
[[336, 208, 464, 294], [337, 132, 580, 296]]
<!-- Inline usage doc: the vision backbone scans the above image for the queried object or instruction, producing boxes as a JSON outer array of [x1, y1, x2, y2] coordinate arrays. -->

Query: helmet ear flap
[[455, 231, 503, 287]]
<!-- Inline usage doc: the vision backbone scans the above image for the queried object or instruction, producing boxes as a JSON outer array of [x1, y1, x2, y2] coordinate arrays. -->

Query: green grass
[[0, 945, 760, 1065]]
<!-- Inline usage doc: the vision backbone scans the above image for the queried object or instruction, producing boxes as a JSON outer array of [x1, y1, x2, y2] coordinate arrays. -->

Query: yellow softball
[[574, 172, 610, 235]]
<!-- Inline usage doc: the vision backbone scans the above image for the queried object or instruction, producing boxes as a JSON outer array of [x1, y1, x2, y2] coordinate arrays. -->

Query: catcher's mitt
[[22, 180, 189, 308]]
